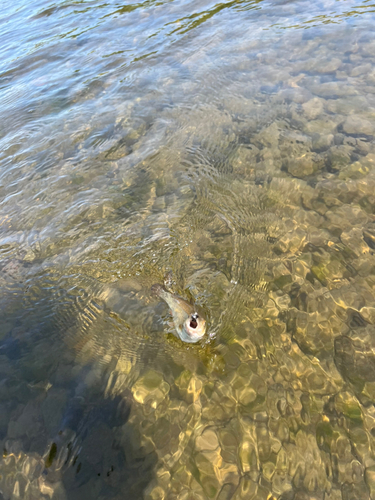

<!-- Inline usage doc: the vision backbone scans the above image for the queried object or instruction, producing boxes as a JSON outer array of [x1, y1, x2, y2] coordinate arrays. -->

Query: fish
[[151, 284, 206, 343]]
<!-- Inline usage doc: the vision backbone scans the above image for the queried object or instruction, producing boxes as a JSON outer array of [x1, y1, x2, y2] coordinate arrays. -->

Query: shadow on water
[[0, 272, 158, 500], [52, 379, 157, 500]]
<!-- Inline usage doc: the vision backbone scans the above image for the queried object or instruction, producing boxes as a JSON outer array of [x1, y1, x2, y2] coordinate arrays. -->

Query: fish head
[[151, 283, 207, 343], [182, 309, 206, 342]]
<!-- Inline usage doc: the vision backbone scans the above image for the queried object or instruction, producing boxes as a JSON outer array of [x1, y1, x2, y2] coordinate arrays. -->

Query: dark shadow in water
[[1, 348, 157, 499], [0, 269, 157, 500], [55, 384, 157, 499]]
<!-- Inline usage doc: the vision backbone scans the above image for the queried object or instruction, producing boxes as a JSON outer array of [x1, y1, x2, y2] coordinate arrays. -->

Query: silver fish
[[151, 284, 206, 343]]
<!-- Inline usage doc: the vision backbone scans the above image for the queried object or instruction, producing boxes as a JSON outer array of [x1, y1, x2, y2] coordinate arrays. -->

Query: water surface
[[1, 0, 375, 498]]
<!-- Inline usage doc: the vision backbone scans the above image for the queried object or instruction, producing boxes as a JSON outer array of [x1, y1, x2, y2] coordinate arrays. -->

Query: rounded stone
[[302, 98, 324, 120], [342, 115, 375, 136], [132, 370, 170, 408], [285, 153, 324, 178], [360, 307, 375, 324], [195, 428, 220, 452]]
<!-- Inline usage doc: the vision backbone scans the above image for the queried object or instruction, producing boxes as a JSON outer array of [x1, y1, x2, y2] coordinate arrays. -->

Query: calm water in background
[[2, 0, 375, 499]]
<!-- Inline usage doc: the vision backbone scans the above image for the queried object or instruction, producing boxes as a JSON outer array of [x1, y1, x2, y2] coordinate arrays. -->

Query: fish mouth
[[189, 313, 199, 330], [184, 315, 206, 340]]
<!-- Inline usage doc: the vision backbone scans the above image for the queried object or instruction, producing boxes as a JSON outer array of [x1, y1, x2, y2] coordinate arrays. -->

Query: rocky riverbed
[[1, 0, 375, 499]]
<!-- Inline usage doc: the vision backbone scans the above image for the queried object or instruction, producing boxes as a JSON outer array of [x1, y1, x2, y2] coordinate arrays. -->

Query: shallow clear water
[[2, 0, 375, 498]]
